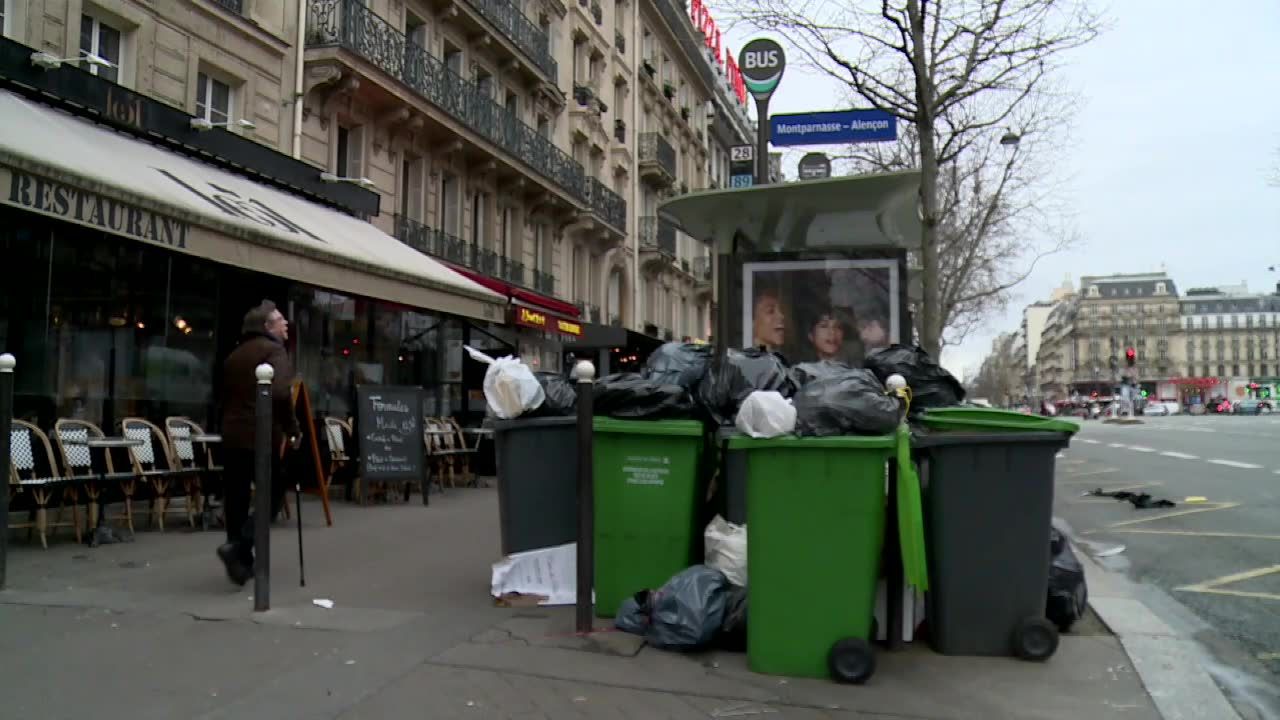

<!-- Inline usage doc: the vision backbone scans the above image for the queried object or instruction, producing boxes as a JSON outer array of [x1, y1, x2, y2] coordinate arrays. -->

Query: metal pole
[[254, 363, 274, 612], [754, 98, 770, 186], [572, 359, 596, 634], [0, 353, 14, 590], [295, 477, 306, 587]]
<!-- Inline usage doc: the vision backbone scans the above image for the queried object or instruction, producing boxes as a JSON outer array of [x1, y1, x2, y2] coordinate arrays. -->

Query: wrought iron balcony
[[585, 177, 626, 231], [395, 215, 550, 294], [638, 132, 676, 186], [530, 268, 555, 295], [212, 0, 244, 13], [308, 0, 586, 203], [461, 0, 558, 80], [639, 216, 676, 256], [692, 257, 712, 282], [615, 30, 625, 53]]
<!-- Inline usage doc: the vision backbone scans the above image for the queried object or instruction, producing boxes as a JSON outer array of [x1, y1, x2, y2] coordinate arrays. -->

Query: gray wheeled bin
[[714, 427, 748, 525], [493, 417, 578, 555], [912, 424, 1075, 661]]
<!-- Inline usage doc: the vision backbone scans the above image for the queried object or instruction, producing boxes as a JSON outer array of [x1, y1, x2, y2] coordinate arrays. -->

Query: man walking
[[217, 300, 300, 585]]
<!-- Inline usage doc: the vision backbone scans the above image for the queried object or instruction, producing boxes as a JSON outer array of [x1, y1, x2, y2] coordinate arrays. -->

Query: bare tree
[[723, 0, 1102, 356], [836, 89, 1077, 348]]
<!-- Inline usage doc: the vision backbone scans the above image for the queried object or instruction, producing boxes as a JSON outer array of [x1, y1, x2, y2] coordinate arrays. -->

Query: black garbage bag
[[647, 566, 731, 651], [522, 372, 578, 417], [716, 585, 748, 652], [864, 345, 965, 416], [698, 348, 796, 426], [793, 369, 901, 436], [615, 590, 652, 636], [593, 373, 694, 420], [1047, 526, 1088, 632], [791, 360, 853, 387], [643, 342, 712, 392]]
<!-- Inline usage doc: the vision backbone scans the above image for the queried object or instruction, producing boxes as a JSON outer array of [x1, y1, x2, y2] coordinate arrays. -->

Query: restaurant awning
[[0, 89, 504, 322], [448, 266, 580, 318]]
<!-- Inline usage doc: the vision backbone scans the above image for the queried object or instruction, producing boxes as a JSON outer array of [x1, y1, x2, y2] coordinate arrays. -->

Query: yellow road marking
[[1108, 529, 1280, 541], [1104, 502, 1240, 529], [1178, 565, 1280, 602]]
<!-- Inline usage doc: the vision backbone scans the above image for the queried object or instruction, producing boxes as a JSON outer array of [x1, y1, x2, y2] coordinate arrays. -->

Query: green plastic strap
[[896, 423, 929, 592]]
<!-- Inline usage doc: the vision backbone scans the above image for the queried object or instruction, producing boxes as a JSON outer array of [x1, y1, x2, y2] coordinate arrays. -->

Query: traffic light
[[1125, 347, 1136, 367], [1140, 389, 1149, 399]]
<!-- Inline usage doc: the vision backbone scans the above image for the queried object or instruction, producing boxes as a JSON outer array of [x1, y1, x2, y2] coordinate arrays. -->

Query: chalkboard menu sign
[[355, 385, 425, 485]]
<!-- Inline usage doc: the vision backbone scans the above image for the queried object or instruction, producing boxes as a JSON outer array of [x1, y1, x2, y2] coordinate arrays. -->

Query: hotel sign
[[688, 0, 747, 105], [513, 306, 583, 337], [3, 166, 190, 248]]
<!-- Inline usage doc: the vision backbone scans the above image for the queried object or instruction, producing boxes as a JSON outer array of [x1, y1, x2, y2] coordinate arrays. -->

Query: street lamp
[[30, 50, 114, 71]]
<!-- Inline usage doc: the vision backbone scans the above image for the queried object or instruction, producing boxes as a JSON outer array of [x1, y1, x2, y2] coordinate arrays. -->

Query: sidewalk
[[0, 485, 1234, 719]]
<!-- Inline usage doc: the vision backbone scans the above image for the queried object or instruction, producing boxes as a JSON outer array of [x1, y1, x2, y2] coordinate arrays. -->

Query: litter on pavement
[[1088, 488, 1177, 509]]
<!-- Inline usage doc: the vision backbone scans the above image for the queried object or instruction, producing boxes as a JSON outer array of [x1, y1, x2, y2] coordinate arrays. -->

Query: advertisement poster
[[742, 259, 899, 366]]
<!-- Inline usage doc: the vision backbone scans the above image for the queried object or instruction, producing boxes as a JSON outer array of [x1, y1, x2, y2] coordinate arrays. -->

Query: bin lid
[[725, 434, 895, 450], [492, 416, 578, 431], [919, 407, 1080, 434], [910, 429, 1072, 448], [592, 417, 705, 437]]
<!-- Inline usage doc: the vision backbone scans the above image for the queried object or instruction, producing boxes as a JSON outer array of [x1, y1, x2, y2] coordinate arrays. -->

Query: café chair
[[9, 420, 84, 547], [121, 417, 200, 531], [54, 418, 136, 533]]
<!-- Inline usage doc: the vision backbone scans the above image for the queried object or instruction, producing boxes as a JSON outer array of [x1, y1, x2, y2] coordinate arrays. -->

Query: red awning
[[447, 265, 579, 318]]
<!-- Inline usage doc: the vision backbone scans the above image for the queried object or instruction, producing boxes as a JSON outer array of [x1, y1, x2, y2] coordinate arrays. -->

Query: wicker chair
[[54, 418, 135, 533], [164, 417, 224, 529], [10, 420, 83, 547], [121, 417, 201, 531]]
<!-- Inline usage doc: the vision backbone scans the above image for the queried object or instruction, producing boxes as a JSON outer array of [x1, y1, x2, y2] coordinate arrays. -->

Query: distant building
[[1178, 283, 1280, 403]]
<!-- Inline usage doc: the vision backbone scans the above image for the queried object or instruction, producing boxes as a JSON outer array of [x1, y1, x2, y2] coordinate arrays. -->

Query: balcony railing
[[639, 216, 676, 255], [615, 30, 625, 53], [308, 0, 586, 203], [462, 0, 558, 80], [585, 177, 626, 231], [692, 257, 712, 281], [395, 215, 551, 294], [638, 132, 677, 180], [212, 0, 244, 13]]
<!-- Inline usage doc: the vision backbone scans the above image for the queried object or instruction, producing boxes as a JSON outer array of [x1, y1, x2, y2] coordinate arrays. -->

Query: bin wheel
[[828, 637, 876, 684], [1012, 617, 1059, 661]]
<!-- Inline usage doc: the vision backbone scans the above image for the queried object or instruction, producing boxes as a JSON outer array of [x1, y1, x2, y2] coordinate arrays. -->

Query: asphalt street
[[1052, 413, 1280, 711]]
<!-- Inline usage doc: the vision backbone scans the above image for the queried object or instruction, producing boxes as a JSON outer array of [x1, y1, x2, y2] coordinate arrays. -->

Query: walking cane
[[295, 477, 306, 587]]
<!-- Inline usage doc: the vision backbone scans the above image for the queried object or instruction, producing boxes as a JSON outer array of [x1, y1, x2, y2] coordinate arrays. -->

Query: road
[[1052, 413, 1280, 713]]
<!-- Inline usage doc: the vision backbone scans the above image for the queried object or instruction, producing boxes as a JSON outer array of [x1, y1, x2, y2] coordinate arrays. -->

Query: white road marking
[[1107, 443, 1126, 448], [1128, 446, 1156, 453], [1160, 451, 1199, 460], [1081, 438, 1100, 445], [1206, 459, 1263, 470]]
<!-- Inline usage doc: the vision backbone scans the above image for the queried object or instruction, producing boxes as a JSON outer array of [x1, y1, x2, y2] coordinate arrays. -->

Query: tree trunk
[[908, 0, 942, 357]]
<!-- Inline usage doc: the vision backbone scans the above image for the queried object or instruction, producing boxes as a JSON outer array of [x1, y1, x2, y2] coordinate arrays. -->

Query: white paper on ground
[[490, 542, 590, 606]]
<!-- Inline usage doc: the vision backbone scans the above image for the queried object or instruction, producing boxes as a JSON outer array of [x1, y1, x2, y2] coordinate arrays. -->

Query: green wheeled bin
[[592, 417, 706, 618], [727, 434, 896, 684], [913, 407, 1079, 661]]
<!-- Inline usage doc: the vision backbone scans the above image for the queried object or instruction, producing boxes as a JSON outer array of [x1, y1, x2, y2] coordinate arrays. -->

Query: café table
[[71, 437, 144, 544]]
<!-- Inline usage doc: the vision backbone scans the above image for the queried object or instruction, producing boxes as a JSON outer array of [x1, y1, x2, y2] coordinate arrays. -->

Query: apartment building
[[1179, 284, 1280, 382]]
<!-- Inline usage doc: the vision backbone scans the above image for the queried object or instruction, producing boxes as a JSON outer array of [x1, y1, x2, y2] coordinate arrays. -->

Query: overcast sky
[[719, 0, 1280, 379]]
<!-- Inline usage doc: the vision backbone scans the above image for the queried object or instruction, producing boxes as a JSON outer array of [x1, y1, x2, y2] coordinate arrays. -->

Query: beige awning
[[0, 89, 504, 322], [660, 171, 923, 253]]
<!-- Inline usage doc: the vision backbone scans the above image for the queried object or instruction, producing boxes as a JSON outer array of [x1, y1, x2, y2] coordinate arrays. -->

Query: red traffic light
[[1125, 348, 1136, 359]]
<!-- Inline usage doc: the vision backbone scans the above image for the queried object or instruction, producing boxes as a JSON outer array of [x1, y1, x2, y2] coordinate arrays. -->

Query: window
[[334, 125, 364, 178], [533, 223, 547, 272], [400, 154, 425, 221], [505, 90, 519, 119], [498, 207, 515, 257], [474, 67, 493, 99], [471, 190, 488, 249], [196, 72, 232, 126], [439, 173, 460, 235], [443, 44, 463, 76], [80, 13, 122, 83]]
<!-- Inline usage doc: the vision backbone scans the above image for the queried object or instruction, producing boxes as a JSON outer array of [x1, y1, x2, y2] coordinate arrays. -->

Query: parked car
[[1143, 403, 1171, 416], [1232, 398, 1274, 415]]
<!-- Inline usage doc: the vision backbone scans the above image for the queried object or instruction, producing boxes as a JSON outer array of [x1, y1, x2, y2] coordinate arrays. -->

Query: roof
[[1080, 273, 1177, 299]]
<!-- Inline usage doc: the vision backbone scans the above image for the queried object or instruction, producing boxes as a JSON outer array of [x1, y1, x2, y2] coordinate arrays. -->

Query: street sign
[[729, 144, 755, 187], [738, 39, 785, 101], [770, 109, 897, 147], [797, 152, 832, 180], [730, 174, 753, 188], [730, 145, 754, 162]]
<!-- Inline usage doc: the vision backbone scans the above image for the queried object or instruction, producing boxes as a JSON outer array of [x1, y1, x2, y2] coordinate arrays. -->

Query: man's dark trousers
[[222, 448, 288, 565]]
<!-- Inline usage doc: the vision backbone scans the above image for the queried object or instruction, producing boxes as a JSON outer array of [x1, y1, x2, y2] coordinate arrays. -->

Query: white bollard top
[[571, 359, 596, 383], [255, 363, 275, 383], [885, 374, 907, 391], [0, 353, 14, 372]]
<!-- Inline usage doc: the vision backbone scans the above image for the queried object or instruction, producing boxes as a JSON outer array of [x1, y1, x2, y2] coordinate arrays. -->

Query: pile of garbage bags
[[469, 341, 966, 436], [616, 516, 749, 652]]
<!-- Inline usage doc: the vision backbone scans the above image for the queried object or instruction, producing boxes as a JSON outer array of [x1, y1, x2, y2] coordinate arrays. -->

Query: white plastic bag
[[734, 390, 796, 438], [465, 346, 544, 419], [704, 515, 747, 587]]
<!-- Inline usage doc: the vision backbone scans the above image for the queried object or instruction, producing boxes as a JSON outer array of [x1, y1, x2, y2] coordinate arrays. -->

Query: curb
[[1077, 549, 1243, 720]]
